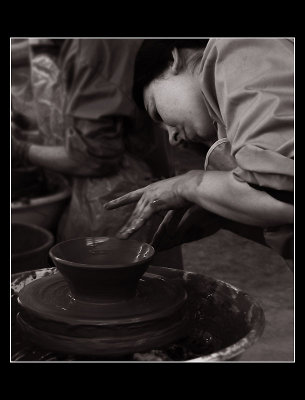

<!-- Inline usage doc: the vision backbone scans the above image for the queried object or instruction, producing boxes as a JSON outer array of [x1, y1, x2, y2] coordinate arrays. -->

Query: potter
[[104, 39, 294, 270]]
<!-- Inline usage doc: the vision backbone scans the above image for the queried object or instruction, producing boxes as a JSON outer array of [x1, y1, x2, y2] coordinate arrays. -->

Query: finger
[[176, 206, 221, 241], [149, 198, 167, 211], [150, 210, 176, 248], [117, 197, 147, 233], [177, 206, 219, 231], [104, 188, 146, 210], [117, 203, 154, 239], [127, 196, 169, 231], [117, 205, 152, 239], [150, 208, 188, 249]]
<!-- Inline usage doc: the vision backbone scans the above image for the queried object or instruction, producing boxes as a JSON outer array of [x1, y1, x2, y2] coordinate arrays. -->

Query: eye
[[154, 109, 162, 122]]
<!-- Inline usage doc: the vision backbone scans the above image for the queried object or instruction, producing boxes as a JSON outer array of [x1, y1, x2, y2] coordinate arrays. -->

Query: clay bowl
[[11, 166, 44, 200], [11, 223, 54, 273], [49, 237, 155, 303], [11, 171, 71, 231]]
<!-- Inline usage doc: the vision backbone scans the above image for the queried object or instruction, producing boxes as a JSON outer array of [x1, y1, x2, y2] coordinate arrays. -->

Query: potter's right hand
[[104, 172, 202, 239]]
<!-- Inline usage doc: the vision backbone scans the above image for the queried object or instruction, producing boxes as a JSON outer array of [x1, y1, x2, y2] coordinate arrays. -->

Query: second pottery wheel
[[17, 271, 188, 357]]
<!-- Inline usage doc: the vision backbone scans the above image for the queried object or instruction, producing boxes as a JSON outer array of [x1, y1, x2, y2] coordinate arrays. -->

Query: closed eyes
[[153, 109, 162, 122], [146, 99, 162, 123]]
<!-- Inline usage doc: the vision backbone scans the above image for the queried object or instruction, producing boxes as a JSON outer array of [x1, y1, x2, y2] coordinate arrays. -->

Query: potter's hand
[[151, 205, 222, 251], [104, 172, 197, 239]]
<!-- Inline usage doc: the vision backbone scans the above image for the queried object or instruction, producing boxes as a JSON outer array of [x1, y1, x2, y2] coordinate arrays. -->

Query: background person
[[11, 38, 183, 268]]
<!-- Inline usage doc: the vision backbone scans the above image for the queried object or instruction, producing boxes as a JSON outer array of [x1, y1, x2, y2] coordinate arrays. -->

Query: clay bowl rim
[[11, 188, 71, 209], [11, 222, 54, 259], [11, 172, 71, 210], [49, 236, 155, 270], [12, 165, 41, 174]]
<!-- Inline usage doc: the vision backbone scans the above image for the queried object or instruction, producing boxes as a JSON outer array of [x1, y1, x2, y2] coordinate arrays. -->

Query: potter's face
[[143, 71, 216, 147]]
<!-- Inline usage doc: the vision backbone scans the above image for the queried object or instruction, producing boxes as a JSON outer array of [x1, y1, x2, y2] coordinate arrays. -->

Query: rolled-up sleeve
[[215, 39, 294, 191]]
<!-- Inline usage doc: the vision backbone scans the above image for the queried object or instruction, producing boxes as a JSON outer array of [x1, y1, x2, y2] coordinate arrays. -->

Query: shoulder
[[211, 37, 293, 52], [201, 38, 294, 95], [202, 38, 293, 66], [210, 38, 293, 68]]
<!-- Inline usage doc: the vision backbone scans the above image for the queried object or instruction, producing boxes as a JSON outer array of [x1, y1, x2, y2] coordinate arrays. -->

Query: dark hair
[[132, 39, 209, 110]]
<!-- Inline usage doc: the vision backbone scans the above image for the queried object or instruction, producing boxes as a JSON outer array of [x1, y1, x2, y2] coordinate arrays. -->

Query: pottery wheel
[[17, 272, 188, 357]]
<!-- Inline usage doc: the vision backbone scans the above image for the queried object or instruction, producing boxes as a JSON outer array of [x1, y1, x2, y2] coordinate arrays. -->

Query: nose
[[166, 126, 181, 146]]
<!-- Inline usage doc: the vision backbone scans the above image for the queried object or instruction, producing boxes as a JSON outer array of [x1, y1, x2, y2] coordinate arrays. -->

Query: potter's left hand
[[151, 205, 222, 251], [104, 172, 198, 239]]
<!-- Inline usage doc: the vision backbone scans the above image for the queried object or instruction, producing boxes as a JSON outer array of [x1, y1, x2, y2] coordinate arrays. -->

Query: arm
[[151, 206, 267, 251], [179, 170, 294, 227], [212, 39, 294, 192], [11, 127, 121, 177], [27, 144, 119, 176], [104, 169, 293, 239]]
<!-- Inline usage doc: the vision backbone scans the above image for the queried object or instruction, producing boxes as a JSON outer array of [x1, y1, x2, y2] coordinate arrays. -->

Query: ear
[[170, 48, 183, 74]]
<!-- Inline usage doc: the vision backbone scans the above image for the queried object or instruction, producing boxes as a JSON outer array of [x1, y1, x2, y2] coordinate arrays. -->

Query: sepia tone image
[[11, 38, 294, 362]]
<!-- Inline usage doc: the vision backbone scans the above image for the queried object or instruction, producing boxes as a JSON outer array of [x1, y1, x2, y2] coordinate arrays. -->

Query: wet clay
[[49, 237, 155, 302], [50, 237, 153, 266], [12, 266, 265, 361], [17, 272, 188, 356]]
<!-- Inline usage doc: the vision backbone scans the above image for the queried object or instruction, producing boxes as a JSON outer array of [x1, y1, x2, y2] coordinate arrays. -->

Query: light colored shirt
[[199, 38, 294, 192]]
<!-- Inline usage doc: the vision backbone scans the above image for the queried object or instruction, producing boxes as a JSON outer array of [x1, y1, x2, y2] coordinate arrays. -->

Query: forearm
[[178, 170, 294, 228], [27, 144, 113, 177]]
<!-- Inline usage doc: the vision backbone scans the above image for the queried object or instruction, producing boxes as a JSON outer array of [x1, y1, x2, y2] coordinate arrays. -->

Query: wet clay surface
[[17, 273, 186, 325], [49, 237, 155, 303], [11, 266, 264, 361], [50, 237, 154, 266], [13, 268, 188, 358]]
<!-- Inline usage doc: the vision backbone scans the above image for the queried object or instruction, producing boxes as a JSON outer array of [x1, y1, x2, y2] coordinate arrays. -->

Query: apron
[[204, 138, 294, 270]]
